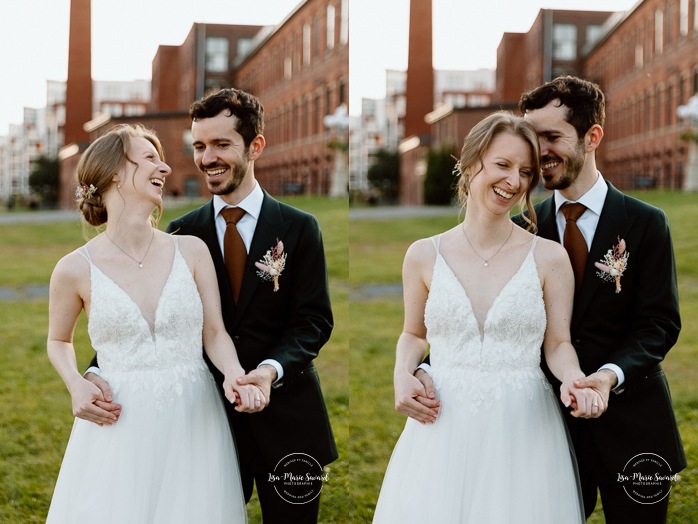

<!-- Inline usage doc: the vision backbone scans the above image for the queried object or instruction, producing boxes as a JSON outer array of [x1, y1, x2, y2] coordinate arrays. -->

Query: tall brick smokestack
[[64, 0, 92, 146], [404, 0, 434, 139]]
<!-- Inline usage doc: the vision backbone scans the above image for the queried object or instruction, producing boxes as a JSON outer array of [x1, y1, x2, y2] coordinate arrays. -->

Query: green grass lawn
[[2, 190, 695, 523], [349, 190, 698, 523], [0, 196, 348, 524]]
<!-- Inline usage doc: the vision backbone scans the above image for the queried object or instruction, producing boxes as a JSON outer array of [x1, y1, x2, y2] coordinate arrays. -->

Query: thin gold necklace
[[461, 223, 514, 267], [104, 229, 155, 268]]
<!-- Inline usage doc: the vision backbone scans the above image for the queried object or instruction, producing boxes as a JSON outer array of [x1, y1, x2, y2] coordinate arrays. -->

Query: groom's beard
[[203, 152, 250, 196]]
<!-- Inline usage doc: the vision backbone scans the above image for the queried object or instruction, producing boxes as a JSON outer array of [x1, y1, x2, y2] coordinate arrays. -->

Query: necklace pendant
[[139, 263, 143, 268], [484, 261, 489, 268]]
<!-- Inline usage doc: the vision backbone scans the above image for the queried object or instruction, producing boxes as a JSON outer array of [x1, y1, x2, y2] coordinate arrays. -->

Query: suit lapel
[[572, 183, 635, 329], [534, 197, 559, 243], [233, 192, 292, 325]]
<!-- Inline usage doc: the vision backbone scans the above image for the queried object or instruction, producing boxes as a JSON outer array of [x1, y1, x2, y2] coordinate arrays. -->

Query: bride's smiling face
[[467, 132, 535, 216], [117, 137, 171, 204]]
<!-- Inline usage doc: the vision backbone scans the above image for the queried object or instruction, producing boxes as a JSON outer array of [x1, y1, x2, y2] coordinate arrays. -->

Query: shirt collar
[[213, 181, 264, 220], [554, 172, 607, 216]]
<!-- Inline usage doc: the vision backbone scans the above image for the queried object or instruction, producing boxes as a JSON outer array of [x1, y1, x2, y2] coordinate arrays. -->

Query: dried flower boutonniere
[[255, 239, 287, 292], [594, 237, 629, 293]]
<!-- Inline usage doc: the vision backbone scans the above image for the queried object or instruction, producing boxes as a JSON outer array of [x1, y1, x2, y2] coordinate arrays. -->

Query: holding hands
[[225, 365, 274, 413], [394, 368, 440, 424], [561, 369, 615, 419]]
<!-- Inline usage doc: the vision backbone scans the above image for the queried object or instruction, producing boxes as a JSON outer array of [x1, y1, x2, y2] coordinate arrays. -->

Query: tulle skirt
[[46, 367, 247, 523], [373, 371, 584, 524]]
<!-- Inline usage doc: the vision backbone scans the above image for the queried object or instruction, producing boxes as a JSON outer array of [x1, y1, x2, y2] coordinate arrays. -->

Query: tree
[[28, 155, 60, 208], [423, 146, 458, 205], [367, 148, 400, 204]]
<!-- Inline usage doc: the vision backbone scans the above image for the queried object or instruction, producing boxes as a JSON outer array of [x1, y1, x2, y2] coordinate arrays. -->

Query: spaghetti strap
[[530, 236, 538, 252], [430, 234, 442, 254], [78, 246, 92, 264]]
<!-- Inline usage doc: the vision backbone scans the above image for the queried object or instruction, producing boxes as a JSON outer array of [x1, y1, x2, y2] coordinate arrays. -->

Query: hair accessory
[[75, 184, 97, 199]]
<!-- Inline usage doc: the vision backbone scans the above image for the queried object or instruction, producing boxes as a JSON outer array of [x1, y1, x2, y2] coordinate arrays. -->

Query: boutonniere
[[594, 237, 629, 293], [255, 238, 287, 292]]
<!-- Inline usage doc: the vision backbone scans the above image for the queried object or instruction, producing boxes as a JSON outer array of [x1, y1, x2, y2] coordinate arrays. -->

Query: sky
[[349, 0, 640, 114], [0, 0, 302, 135], [0, 0, 640, 133]]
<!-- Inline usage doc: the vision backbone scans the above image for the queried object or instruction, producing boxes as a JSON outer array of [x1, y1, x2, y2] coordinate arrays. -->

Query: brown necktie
[[221, 207, 247, 303], [561, 203, 588, 292]]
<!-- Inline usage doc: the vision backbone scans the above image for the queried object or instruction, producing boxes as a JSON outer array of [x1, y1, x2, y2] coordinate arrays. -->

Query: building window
[[586, 25, 604, 46], [284, 56, 292, 79], [326, 5, 335, 50], [303, 24, 311, 66], [184, 177, 200, 198], [206, 37, 229, 72], [553, 24, 577, 60], [340, 0, 348, 45], [182, 130, 194, 156], [635, 44, 644, 69], [655, 10, 664, 55], [338, 79, 346, 106], [237, 38, 254, 59], [680, 0, 689, 36]]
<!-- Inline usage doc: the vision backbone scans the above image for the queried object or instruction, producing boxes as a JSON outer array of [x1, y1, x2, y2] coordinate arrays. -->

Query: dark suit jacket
[[166, 191, 338, 468], [517, 182, 686, 477]]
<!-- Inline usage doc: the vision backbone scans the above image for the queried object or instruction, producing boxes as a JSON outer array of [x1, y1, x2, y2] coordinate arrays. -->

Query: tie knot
[[221, 207, 246, 225], [561, 202, 586, 222]]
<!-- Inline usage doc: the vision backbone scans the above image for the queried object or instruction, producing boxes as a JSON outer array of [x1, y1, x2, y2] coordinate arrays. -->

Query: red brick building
[[60, 0, 348, 207], [400, 7, 614, 205], [496, 10, 614, 102], [428, 1, 698, 195], [584, 0, 698, 189], [235, 0, 349, 196]]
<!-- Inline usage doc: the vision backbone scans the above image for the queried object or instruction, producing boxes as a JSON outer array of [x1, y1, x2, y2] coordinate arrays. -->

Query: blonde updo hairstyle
[[75, 124, 165, 228], [456, 111, 540, 232]]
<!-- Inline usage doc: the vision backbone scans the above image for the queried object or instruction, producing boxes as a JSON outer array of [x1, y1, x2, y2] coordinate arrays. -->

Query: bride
[[373, 112, 604, 523], [46, 124, 263, 523]]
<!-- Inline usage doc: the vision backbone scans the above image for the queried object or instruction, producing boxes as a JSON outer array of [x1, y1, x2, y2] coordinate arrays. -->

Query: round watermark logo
[[268, 453, 328, 504], [617, 453, 679, 504]]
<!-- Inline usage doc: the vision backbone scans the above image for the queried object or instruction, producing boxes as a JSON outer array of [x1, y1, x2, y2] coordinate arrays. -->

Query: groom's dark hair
[[518, 75, 605, 139], [189, 88, 265, 147]]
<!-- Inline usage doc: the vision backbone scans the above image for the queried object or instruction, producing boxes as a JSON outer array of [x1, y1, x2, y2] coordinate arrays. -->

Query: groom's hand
[[237, 365, 276, 409], [394, 368, 440, 424], [78, 372, 122, 425], [574, 370, 615, 409]]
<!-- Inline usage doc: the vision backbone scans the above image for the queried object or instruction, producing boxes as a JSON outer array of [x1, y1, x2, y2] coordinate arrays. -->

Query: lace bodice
[[80, 238, 208, 406], [425, 235, 549, 409]]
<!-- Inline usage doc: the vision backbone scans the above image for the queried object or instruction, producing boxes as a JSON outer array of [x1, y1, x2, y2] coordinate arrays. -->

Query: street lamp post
[[324, 104, 349, 198], [677, 95, 698, 192]]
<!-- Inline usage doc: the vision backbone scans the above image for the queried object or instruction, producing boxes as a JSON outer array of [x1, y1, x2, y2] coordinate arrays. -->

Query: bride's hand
[[69, 376, 120, 426], [562, 377, 606, 419], [226, 382, 267, 413]]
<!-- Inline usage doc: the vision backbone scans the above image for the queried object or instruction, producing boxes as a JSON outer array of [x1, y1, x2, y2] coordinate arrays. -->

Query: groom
[[172, 88, 337, 523], [400, 76, 685, 522], [89, 88, 338, 523]]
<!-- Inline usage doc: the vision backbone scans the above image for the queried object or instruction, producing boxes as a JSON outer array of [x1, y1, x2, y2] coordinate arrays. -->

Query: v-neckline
[[89, 246, 178, 339], [435, 248, 533, 341]]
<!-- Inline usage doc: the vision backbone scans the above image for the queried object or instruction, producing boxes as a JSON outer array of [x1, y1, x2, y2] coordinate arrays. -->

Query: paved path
[[349, 205, 457, 221], [0, 210, 81, 224]]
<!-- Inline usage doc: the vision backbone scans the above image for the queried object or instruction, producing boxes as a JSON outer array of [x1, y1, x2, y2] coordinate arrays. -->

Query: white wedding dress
[[373, 236, 584, 523], [46, 238, 247, 523]]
